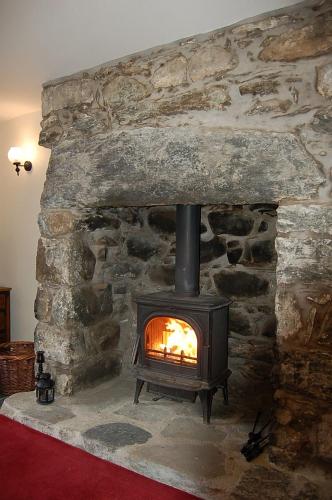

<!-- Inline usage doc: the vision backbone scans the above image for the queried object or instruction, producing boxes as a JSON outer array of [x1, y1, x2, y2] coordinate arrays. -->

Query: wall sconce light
[[8, 147, 32, 176]]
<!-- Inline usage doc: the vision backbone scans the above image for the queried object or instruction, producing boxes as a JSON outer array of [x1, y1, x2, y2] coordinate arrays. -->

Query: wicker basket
[[0, 341, 35, 396]]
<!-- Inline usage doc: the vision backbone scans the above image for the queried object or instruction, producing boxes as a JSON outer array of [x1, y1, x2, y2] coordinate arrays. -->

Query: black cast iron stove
[[132, 205, 231, 423]]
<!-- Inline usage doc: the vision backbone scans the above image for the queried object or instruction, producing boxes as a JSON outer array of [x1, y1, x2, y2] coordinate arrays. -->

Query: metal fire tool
[[241, 411, 275, 461]]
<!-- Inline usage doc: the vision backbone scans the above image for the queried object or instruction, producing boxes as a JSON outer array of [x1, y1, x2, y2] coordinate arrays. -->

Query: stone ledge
[[2, 377, 331, 499], [0, 379, 242, 499]]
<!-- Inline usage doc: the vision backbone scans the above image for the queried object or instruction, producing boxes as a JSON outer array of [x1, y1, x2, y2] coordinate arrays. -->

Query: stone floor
[[1, 376, 331, 499]]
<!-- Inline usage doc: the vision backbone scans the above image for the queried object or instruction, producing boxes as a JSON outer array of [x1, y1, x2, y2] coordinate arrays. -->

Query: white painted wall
[[0, 112, 50, 341], [0, 0, 299, 120]]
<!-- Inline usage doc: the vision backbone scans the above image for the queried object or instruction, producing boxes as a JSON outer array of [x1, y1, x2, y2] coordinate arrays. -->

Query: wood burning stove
[[133, 205, 231, 423]]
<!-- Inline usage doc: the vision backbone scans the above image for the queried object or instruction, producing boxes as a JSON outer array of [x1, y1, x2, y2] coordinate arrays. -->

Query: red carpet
[[0, 415, 199, 500]]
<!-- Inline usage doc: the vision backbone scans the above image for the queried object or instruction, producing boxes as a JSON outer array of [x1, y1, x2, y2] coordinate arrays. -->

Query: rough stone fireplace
[[32, 0, 331, 478]]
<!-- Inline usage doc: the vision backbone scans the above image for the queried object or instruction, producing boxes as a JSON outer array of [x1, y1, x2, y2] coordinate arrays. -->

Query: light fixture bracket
[[13, 161, 32, 176]]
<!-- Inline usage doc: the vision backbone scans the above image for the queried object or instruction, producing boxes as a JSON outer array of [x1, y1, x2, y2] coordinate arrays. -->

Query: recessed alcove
[[64, 203, 277, 408]]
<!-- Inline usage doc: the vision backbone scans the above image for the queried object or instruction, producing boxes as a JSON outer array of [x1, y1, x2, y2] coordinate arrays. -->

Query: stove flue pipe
[[175, 204, 201, 297]]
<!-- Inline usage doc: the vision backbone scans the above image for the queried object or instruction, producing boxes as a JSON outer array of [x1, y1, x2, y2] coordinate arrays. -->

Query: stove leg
[[222, 380, 229, 405], [134, 379, 144, 404], [199, 389, 215, 424]]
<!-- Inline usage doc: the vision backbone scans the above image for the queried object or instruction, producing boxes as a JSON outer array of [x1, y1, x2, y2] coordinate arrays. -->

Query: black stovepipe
[[174, 204, 201, 297]]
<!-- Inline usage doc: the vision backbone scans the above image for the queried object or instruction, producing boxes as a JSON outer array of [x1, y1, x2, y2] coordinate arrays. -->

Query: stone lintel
[[41, 127, 324, 209]]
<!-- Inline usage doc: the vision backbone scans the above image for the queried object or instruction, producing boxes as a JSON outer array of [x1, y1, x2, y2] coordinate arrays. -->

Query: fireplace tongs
[[241, 411, 276, 461]]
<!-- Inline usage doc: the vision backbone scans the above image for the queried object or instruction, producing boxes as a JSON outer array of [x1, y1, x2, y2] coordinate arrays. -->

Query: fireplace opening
[[145, 316, 198, 366], [67, 202, 277, 420]]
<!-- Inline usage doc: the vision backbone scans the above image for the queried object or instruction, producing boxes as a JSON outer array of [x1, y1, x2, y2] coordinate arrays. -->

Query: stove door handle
[[131, 335, 141, 365]]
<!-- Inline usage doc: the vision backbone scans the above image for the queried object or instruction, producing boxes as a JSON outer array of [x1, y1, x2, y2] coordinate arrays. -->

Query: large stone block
[[249, 239, 276, 264], [126, 235, 160, 261], [39, 209, 123, 237], [317, 63, 332, 98], [214, 269, 270, 297], [36, 237, 96, 285], [226, 245, 243, 265], [209, 210, 254, 236], [200, 236, 226, 263], [276, 237, 332, 285], [41, 127, 323, 209], [231, 14, 291, 36], [102, 76, 150, 106], [155, 86, 230, 115], [72, 351, 121, 392], [84, 318, 120, 353], [311, 108, 332, 134], [34, 322, 87, 365], [275, 287, 303, 342], [276, 206, 332, 287], [246, 98, 292, 116], [239, 80, 279, 96], [102, 83, 230, 126], [48, 350, 121, 395], [39, 114, 63, 148], [148, 207, 176, 235], [105, 260, 142, 280], [42, 78, 97, 116], [151, 55, 187, 88], [188, 45, 236, 81], [229, 306, 251, 336], [52, 284, 113, 328], [277, 205, 332, 236], [80, 210, 121, 231], [276, 285, 332, 347], [259, 12, 332, 62], [38, 210, 79, 237], [34, 285, 53, 322]]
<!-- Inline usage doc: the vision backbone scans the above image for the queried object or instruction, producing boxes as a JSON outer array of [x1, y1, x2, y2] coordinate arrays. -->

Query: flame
[[160, 318, 197, 363]]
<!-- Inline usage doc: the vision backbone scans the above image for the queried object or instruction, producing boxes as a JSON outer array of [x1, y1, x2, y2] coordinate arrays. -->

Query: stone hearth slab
[[1, 376, 330, 499]]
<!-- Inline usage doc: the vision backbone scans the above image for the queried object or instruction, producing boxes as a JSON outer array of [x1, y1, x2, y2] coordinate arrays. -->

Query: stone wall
[[37, 0, 332, 468]]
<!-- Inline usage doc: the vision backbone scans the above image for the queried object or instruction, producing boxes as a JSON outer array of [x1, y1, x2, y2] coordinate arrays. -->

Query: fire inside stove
[[145, 317, 197, 365]]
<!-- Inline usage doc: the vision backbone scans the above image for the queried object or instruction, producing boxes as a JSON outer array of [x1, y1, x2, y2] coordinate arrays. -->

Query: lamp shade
[[8, 147, 23, 163]]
